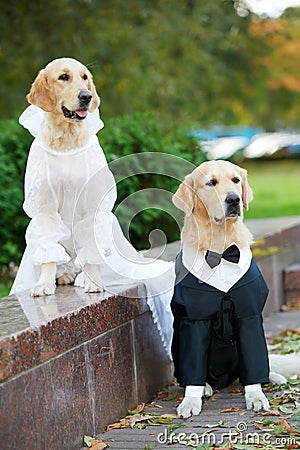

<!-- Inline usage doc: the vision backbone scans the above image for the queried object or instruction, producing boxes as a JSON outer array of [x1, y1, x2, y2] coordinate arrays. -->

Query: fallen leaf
[[282, 396, 294, 404], [253, 421, 264, 430], [89, 440, 108, 450], [229, 387, 244, 394], [261, 409, 281, 416], [159, 413, 178, 419], [151, 402, 163, 408], [279, 404, 297, 414], [84, 436, 96, 447], [221, 407, 240, 413], [282, 329, 300, 336], [106, 420, 130, 431], [277, 418, 300, 434], [288, 444, 300, 449], [156, 390, 169, 399], [83, 436, 108, 449], [129, 414, 154, 428], [128, 402, 146, 414]]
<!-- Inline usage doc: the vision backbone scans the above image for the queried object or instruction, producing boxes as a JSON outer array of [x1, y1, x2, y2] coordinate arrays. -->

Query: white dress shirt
[[182, 242, 252, 293]]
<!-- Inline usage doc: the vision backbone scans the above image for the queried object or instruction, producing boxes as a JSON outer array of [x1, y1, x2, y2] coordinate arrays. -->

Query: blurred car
[[243, 132, 300, 158], [189, 125, 263, 160]]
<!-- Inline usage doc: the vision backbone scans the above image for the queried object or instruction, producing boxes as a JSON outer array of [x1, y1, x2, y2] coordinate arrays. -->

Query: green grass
[[243, 159, 300, 219]]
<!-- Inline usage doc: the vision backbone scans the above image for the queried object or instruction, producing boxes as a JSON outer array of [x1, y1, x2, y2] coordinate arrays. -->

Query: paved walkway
[[87, 310, 300, 450]]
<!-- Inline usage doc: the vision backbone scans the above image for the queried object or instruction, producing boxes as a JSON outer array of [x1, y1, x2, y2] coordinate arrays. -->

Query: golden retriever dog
[[173, 160, 254, 255], [171, 160, 272, 418], [11, 58, 113, 297], [171, 161, 300, 418], [28, 58, 100, 151]]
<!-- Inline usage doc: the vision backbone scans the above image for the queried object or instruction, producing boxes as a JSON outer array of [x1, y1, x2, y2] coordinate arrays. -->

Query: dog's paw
[[177, 397, 202, 418], [56, 273, 75, 285], [84, 280, 105, 293], [204, 383, 213, 397], [269, 371, 287, 385], [245, 391, 270, 412], [31, 282, 55, 297]]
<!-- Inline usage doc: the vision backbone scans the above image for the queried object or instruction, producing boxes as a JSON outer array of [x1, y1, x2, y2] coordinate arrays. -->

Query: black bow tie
[[205, 244, 240, 269]]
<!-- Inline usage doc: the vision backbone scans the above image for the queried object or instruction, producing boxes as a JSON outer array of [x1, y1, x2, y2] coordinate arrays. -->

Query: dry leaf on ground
[[83, 436, 108, 449], [261, 409, 281, 416], [277, 418, 300, 435], [106, 420, 130, 431], [129, 414, 154, 428], [89, 440, 108, 450], [253, 421, 264, 430], [129, 402, 146, 414], [221, 407, 240, 413]]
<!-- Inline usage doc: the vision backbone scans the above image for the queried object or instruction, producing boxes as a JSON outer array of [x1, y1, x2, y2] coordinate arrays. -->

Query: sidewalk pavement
[[87, 309, 300, 450]]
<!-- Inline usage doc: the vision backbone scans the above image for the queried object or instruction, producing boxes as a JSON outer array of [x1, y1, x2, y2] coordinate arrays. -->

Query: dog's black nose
[[78, 90, 92, 105], [225, 194, 240, 205]]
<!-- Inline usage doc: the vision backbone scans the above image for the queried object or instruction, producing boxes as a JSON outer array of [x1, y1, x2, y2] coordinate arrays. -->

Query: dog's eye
[[206, 179, 218, 187], [58, 73, 70, 81], [82, 74, 88, 80], [232, 177, 240, 184]]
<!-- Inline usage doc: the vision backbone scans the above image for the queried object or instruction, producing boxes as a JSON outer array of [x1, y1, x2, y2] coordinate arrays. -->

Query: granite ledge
[[0, 283, 148, 383]]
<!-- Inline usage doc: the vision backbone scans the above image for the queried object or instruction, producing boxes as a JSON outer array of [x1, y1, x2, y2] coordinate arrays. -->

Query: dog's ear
[[88, 76, 100, 112], [27, 69, 56, 112], [172, 174, 195, 215], [240, 168, 253, 210]]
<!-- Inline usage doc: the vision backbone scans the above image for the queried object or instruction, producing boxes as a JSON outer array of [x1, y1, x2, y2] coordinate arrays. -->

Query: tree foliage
[[1, 0, 300, 268], [1, 0, 271, 126]]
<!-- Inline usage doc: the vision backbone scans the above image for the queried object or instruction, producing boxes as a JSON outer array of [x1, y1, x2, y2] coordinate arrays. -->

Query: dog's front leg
[[177, 384, 212, 418], [31, 262, 56, 296], [244, 384, 270, 412], [84, 263, 105, 293]]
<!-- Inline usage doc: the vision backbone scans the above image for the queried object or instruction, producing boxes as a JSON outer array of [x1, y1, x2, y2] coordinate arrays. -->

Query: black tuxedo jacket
[[171, 253, 270, 389]]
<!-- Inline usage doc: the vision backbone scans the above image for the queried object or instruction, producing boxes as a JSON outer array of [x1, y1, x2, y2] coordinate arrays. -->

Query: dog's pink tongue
[[76, 108, 88, 118]]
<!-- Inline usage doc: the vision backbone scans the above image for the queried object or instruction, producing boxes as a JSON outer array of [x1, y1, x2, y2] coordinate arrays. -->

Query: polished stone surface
[[0, 323, 139, 449], [0, 284, 148, 383], [0, 284, 172, 450]]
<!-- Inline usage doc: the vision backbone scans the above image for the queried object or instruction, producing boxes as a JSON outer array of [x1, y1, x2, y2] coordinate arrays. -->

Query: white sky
[[246, 0, 300, 17]]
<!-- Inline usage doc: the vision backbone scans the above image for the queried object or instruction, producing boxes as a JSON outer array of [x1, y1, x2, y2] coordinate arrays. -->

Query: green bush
[[99, 112, 205, 249], [0, 118, 32, 266], [0, 112, 204, 269]]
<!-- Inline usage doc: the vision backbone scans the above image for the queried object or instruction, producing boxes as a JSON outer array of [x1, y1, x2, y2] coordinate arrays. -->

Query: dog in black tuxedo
[[171, 160, 270, 418]]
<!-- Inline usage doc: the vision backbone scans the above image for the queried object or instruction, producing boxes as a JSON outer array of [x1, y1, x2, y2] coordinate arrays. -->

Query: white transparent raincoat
[[10, 105, 174, 355]]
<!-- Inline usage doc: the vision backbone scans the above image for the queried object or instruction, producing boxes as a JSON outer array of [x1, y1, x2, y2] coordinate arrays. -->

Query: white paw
[[245, 391, 270, 412], [56, 273, 75, 285], [31, 282, 55, 297], [177, 397, 202, 418], [269, 371, 287, 385], [84, 280, 105, 293], [204, 383, 213, 397]]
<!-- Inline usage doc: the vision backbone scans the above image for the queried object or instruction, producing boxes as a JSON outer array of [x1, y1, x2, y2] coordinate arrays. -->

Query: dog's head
[[173, 160, 253, 224], [27, 57, 100, 121]]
